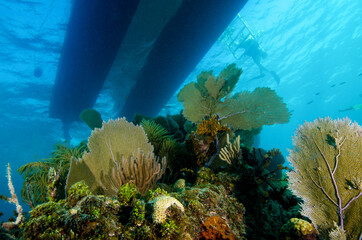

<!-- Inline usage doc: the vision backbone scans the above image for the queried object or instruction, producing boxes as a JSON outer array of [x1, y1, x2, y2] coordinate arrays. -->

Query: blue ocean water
[[0, 0, 361, 222]]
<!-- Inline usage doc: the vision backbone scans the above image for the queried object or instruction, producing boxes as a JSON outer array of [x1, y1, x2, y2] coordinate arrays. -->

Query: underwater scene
[[0, 0, 361, 239]]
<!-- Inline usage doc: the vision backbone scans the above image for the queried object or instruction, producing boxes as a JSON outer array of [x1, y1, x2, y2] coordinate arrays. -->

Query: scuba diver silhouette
[[223, 15, 280, 85], [240, 35, 280, 84]]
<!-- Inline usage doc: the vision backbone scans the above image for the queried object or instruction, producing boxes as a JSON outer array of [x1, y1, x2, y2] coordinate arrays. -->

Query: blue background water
[[0, 0, 361, 220]]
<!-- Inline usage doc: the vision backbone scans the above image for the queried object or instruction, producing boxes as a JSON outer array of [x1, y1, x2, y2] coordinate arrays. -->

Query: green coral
[[288, 117, 362, 239], [177, 63, 290, 130], [280, 218, 318, 240], [130, 200, 146, 225], [195, 167, 217, 186], [67, 181, 91, 207], [141, 119, 181, 181], [144, 187, 170, 202], [23, 201, 66, 239], [117, 182, 140, 205], [141, 119, 171, 153], [159, 219, 180, 237], [20, 173, 247, 240]]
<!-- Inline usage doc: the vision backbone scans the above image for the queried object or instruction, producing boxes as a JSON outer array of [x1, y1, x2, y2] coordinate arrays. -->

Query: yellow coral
[[290, 218, 316, 235], [196, 115, 230, 140], [191, 115, 230, 166], [151, 196, 184, 224]]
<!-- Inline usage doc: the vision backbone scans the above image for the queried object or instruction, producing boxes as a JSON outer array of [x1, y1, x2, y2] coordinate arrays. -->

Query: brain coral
[[151, 196, 184, 224]]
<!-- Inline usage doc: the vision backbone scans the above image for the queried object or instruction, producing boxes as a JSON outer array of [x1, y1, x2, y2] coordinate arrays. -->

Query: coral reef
[[67, 181, 91, 207], [214, 146, 301, 239], [7, 66, 357, 240], [177, 64, 241, 124], [288, 117, 362, 239], [140, 119, 180, 181], [19, 170, 246, 240]]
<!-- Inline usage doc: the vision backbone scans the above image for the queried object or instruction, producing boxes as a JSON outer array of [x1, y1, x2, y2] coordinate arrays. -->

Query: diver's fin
[[338, 107, 354, 112], [270, 71, 280, 85]]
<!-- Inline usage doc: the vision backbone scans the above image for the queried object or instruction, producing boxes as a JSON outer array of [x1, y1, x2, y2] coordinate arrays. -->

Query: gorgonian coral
[[177, 63, 290, 131], [288, 117, 362, 239]]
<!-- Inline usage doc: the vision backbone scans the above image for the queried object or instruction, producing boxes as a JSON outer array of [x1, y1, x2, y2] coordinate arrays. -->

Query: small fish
[[339, 81, 346, 85], [330, 84, 336, 88], [358, 72, 362, 77], [315, 92, 320, 96], [307, 100, 314, 105]]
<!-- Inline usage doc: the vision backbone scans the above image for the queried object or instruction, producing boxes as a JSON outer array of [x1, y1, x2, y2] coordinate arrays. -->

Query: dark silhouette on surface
[[240, 36, 280, 84], [49, 0, 140, 140], [121, 0, 247, 121]]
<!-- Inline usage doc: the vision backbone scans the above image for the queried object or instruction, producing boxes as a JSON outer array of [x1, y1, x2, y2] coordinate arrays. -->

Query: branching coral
[[287, 117, 362, 239], [177, 63, 290, 131], [219, 134, 240, 165], [109, 148, 166, 196], [1, 163, 24, 231]]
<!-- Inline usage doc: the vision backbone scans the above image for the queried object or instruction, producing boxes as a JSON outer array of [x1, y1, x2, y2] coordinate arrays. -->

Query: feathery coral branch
[[2, 163, 24, 230]]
